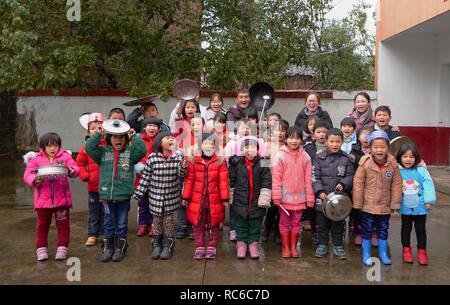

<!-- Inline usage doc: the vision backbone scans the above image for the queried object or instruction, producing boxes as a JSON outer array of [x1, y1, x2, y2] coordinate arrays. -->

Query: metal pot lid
[[79, 112, 91, 131], [102, 119, 130, 135], [173, 79, 200, 100], [249, 81, 275, 111], [389, 136, 415, 158], [35, 165, 69, 178], [123, 95, 162, 107], [323, 192, 352, 221]]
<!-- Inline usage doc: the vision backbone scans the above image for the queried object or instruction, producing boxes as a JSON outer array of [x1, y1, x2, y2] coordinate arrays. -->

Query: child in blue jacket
[[397, 143, 436, 266]]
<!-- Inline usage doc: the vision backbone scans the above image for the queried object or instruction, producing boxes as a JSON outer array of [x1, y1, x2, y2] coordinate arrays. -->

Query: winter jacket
[[85, 132, 147, 201], [229, 156, 272, 219], [23, 149, 80, 209], [342, 132, 357, 154], [348, 106, 375, 131], [224, 135, 267, 162], [312, 150, 355, 197], [182, 155, 229, 226], [134, 150, 188, 216], [399, 166, 436, 215], [126, 107, 170, 134], [271, 146, 315, 210], [348, 142, 367, 166], [205, 107, 227, 130], [374, 125, 401, 141], [134, 131, 158, 188], [304, 140, 327, 160], [76, 140, 106, 193], [294, 106, 333, 131], [352, 154, 402, 215]]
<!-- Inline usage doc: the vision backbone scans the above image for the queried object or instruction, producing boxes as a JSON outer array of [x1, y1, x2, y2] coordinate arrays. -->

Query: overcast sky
[[327, 0, 377, 35]]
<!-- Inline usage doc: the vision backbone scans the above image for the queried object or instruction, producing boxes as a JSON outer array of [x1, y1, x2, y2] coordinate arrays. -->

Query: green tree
[[0, 0, 202, 98], [201, 0, 310, 90], [305, 0, 375, 90]]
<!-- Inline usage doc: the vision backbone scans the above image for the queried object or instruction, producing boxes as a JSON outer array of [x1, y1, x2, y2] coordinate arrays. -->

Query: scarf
[[244, 157, 254, 205]]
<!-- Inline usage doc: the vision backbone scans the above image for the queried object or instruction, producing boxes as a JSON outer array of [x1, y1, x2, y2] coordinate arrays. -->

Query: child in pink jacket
[[272, 126, 315, 258], [23, 132, 79, 261]]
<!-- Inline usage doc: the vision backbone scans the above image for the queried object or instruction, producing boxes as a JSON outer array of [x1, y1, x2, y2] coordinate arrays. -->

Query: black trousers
[[316, 211, 345, 246], [264, 205, 280, 237], [401, 214, 427, 249]]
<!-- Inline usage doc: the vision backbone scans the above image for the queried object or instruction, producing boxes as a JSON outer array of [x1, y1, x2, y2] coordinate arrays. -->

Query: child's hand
[[426, 204, 432, 210], [181, 158, 189, 168], [319, 193, 327, 201], [335, 183, 344, 191], [175, 104, 182, 115], [392, 125, 401, 132], [182, 200, 189, 207], [223, 201, 229, 208], [68, 168, 75, 177], [129, 128, 137, 136], [34, 178, 43, 186]]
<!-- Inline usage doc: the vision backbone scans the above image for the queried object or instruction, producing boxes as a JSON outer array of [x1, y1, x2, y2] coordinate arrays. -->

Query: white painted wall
[[378, 30, 450, 127], [17, 91, 377, 152]]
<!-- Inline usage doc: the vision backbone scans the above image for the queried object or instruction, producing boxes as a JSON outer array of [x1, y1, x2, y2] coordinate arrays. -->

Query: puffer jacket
[[312, 150, 355, 197], [271, 145, 315, 210], [23, 149, 79, 209], [399, 166, 436, 215], [76, 139, 106, 193], [134, 131, 158, 188], [182, 155, 229, 226], [229, 155, 272, 219], [352, 154, 402, 215], [294, 106, 333, 131]]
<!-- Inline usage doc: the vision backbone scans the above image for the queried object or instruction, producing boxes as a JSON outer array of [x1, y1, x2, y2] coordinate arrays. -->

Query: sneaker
[[418, 249, 428, 265], [55, 246, 68, 260], [333, 245, 347, 260], [194, 247, 206, 260], [205, 247, 217, 259], [315, 245, 328, 258], [229, 230, 237, 241], [189, 232, 195, 240], [85, 236, 97, 246], [137, 225, 148, 237], [36, 247, 49, 261], [236, 241, 247, 258]]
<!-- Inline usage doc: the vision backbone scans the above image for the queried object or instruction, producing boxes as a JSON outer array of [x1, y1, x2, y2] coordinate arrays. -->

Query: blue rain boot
[[378, 239, 392, 265], [362, 239, 373, 266]]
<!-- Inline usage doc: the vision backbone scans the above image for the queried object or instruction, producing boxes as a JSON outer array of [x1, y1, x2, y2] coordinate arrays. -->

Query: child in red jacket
[[76, 113, 105, 246], [182, 133, 230, 260]]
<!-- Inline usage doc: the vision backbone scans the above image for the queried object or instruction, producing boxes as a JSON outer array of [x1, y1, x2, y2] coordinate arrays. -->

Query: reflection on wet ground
[[0, 156, 449, 284]]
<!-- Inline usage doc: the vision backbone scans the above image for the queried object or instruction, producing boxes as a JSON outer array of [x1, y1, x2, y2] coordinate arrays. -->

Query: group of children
[[23, 90, 436, 267]]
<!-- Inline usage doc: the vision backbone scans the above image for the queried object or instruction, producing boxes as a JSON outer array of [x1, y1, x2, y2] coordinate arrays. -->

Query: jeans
[[88, 192, 104, 237], [103, 200, 131, 239], [361, 212, 390, 240]]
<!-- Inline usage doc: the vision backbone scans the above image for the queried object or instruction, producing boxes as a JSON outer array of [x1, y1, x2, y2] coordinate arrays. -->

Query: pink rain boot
[[236, 241, 247, 259], [248, 242, 259, 259], [55, 246, 68, 260], [36, 247, 49, 261]]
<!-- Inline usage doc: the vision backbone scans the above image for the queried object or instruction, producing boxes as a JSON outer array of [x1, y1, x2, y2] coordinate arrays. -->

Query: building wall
[[378, 30, 450, 165], [377, 0, 450, 42], [15, 91, 377, 153]]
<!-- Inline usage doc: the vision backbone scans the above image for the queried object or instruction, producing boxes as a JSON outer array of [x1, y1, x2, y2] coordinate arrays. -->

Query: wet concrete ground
[[0, 156, 449, 285]]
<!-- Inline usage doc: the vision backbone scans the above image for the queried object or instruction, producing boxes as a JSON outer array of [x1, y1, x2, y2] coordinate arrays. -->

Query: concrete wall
[[16, 91, 377, 153]]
